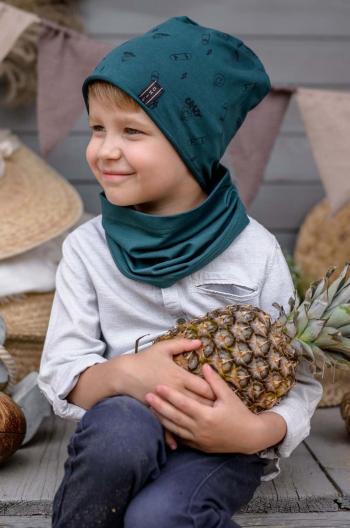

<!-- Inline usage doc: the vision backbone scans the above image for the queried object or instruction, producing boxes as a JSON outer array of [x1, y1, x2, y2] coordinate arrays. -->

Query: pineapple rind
[[154, 304, 299, 413], [149, 264, 350, 413]]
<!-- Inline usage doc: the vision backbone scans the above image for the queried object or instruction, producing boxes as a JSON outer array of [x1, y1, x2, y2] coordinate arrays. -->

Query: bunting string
[[1, 1, 349, 213]]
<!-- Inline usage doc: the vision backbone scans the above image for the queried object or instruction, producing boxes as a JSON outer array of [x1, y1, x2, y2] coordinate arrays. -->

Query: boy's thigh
[[124, 445, 265, 528], [69, 394, 166, 468]]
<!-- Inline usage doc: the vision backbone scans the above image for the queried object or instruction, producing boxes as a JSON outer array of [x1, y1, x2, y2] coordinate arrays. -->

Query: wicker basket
[[294, 198, 350, 285], [0, 292, 54, 384], [315, 366, 350, 408]]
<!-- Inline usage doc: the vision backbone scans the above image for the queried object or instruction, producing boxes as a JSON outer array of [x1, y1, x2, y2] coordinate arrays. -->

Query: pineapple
[[340, 392, 350, 435], [140, 263, 350, 413]]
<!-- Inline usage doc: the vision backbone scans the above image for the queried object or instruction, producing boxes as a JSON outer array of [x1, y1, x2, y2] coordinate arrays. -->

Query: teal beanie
[[82, 15, 271, 193]]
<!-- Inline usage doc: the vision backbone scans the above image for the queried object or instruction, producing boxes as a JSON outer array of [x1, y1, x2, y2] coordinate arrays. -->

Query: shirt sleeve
[[37, 232, 107, 422], [257, 239, 323, 458]]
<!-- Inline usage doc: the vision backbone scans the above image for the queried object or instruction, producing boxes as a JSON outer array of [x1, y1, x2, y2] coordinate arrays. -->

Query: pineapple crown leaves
[[276, 263, 350, 372]]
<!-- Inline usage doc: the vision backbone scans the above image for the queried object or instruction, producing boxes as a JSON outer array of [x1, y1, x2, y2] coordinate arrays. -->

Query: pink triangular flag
[[37, 21, 112, 155], [296, 87, 350, 215], [226, 88, 293, 206], [0, 2, 39, 62]]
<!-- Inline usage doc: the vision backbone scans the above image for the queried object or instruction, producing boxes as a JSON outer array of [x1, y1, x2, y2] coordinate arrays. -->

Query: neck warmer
[[100, 170, 248, 287], [82, 16, 271, 288]]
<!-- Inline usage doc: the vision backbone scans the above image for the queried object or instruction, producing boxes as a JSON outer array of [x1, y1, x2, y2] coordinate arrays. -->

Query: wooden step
[[0, 408, 349, 518]]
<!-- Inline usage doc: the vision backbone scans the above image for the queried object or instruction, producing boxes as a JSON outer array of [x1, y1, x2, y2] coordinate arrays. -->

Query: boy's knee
[[74, 395, 165, 472], [83, 395, 161, 440], [125, 492, 174, 528]]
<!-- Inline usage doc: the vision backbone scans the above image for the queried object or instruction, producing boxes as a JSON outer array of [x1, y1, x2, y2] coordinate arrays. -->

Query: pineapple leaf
[[325, 304, 350, 328], [284, 320, 297, 339], [322, 336, 350, 358], [338, 324, 350, 337], [134, 333, 150, 353], [295, 303, 310, 335], [315, 348, 350, 371], [288, 296, 296, 313], [326, 262, 350, 304], [299, 340, 316, 361], [315, 327, 344, 348], [299, 319, 326, 342], [311, 344, 336, 371], [307, 289, 329, 319], [325, 283, 350, 313]]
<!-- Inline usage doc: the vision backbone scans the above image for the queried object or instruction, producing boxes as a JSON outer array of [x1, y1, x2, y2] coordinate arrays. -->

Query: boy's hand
[[114, 338, 215, 407], [145, 363, 263, 454]]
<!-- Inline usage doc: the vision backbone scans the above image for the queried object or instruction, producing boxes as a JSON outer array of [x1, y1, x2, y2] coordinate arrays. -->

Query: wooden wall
[[1, 0, 349, 252]]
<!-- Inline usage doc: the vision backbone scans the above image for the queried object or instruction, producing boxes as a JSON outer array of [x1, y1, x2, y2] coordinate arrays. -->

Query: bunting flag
[[296, 88, 350, 216], [37, 20, 112, 155], [1, 1, 350, 208], [225, 87, 293, 207], [0, 2, 39, 62]]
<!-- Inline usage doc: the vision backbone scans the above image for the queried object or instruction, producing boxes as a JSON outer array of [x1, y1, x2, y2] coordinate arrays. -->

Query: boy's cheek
[[86, 143, 98, 173]]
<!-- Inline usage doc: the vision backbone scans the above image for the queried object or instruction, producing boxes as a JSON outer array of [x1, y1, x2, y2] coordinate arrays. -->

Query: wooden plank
[[13, 132, 319, 184], [239, 442, 339, 513], [248, 182, 325, 230], [73, 181, 325, 232], [0, 516, 50, 527], [0, 92, 306, 134], [0, 38, 349, 141], [305, 407, 350, 509], [69, 37, 350, 87], [1, 511, 350, 528], [0, 412, 339, 515], [274, 232, 297, 254], [0, 416, 75, 516], [234, 511, 350, 527], [81, 0, 350, 37], [223, 134, 320, 183]]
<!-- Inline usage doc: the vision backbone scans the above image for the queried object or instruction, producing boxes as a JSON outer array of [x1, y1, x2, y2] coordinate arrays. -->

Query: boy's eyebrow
[[88, 114, 149, 127]]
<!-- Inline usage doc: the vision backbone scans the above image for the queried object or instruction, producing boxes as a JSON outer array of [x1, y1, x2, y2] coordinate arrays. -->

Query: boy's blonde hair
[[87, 81, 140, 112]]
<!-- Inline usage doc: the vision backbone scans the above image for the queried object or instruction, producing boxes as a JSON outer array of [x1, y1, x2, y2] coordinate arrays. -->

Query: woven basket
[[315, 366, 350, 408], [0, 292, 54, 384], [294, 198, 350, 406], [294, 198, 350, 284]]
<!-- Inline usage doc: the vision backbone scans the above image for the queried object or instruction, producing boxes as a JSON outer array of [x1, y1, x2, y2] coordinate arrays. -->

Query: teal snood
[[82, 16, 271, 288]]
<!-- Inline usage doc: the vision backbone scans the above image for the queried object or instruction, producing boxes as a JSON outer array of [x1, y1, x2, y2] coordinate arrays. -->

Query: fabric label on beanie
[[138, 80, 164, 106]]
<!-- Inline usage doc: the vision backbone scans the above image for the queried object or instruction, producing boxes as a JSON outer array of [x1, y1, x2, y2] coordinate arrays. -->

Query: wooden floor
[[0, 407, 349, 527]]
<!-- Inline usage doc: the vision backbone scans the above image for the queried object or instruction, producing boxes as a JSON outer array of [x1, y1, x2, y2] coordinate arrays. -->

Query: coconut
[[0, 392, 26, 464]]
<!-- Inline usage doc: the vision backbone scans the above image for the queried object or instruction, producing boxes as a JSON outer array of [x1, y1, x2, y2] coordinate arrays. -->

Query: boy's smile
[[86, 96, 207, 215]]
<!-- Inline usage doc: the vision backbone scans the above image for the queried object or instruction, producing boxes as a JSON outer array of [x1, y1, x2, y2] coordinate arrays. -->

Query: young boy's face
[[86, 95, 208, 215]]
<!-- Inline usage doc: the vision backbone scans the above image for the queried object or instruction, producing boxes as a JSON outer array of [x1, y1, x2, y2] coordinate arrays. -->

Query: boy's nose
[[98, 139, 123, 160]]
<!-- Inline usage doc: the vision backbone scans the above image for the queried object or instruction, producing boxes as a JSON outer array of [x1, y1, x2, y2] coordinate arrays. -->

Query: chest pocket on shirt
[[189, 272, 259, 312]]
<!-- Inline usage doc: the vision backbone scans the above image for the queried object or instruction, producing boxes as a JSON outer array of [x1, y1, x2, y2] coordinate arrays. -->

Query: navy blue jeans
[[52, 395, 266, 527]]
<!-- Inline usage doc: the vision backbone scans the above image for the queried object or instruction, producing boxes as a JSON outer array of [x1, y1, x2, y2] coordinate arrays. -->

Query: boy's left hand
[[145, 363, 262, 454]]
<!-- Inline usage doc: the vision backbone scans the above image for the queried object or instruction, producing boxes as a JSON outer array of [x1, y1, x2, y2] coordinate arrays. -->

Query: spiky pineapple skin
[[154, 304, 299, 413]]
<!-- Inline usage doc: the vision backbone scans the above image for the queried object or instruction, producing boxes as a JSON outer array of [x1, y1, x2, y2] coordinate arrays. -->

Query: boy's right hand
[[112, 338, 216, 406]]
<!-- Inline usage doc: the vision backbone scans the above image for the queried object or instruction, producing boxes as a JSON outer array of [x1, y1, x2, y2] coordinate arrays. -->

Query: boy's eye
[[125, 127, 142, 135], [90, 125, 104, 132]]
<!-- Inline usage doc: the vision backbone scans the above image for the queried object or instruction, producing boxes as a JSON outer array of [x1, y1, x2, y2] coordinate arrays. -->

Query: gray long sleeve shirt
[[38, 214, 323, 481]]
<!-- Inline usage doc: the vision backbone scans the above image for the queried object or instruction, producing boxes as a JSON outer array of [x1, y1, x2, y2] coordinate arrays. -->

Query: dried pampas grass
[[0, 0, 83, 107]]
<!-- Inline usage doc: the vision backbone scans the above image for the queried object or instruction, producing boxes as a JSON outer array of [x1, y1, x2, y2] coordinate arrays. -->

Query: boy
[[38, 16, 323, 528]]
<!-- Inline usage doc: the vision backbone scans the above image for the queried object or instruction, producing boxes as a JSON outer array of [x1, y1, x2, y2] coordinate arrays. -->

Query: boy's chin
[[104, 190, 133, 207]]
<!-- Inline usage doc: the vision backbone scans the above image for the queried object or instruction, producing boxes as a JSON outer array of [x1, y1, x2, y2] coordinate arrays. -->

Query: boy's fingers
[[160, 337, 202, 355], [153, 385, 200, 420], [184, 371, 216, 401], [164, 429, 178, 450], [183, 388, 215, 406]]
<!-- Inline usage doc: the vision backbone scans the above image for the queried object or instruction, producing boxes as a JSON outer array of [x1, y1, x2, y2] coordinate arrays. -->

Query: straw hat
[[0, 291, 54, 392], [0, 129, 83, 259]]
